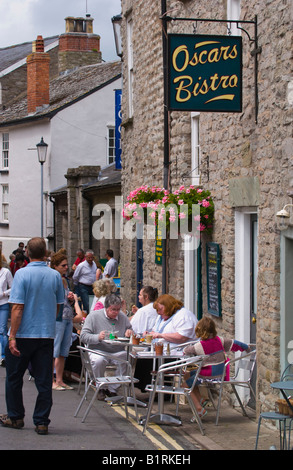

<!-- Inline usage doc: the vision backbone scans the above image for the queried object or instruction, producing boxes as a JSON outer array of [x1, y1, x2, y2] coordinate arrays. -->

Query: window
[[1, 184, 9, 222], [227, 0, 241, 36], [127, 16, 134, 118], [107, 126, 115, 164], [2, 133, 9, 169], [191, 112, 200, 185]]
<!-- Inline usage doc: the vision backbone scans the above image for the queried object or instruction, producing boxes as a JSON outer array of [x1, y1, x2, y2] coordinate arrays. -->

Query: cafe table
[[103, 337, 148, 408], [135, 348, 185, 426], [270, 380, 293, 449]]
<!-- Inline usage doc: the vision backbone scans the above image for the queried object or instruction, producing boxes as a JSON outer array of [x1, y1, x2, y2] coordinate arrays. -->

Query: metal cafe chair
[[255, 363, 293, 450], [200, 348, 257, 425], [74, 346, 139, 423], [142, 355, 206, 436]]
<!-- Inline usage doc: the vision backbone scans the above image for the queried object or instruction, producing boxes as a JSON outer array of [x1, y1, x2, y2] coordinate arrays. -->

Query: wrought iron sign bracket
[[162, 15, 261, 122]]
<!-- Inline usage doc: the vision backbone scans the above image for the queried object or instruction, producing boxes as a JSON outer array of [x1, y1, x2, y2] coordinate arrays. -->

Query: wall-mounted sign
[[155, 226, 163, 265], [206, 242, 222, 317], [115, 89, 122, 169], [168, 34, 242, 113]]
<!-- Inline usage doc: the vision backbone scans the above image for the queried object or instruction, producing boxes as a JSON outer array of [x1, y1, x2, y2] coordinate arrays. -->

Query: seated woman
[[135, 294, 197, 392], [150, 294, 198, 347], [183, 316, 251, 418], [130, 286, 159, 335], [90, 278, 117, 312]]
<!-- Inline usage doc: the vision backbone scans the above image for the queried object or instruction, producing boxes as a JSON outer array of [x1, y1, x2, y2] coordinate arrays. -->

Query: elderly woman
[[90, 278, 117, 312], [80, 293, 133, 400], [150, 294, 198, 348], [51, 250, 83, 390], [183, 316, 250, 418]]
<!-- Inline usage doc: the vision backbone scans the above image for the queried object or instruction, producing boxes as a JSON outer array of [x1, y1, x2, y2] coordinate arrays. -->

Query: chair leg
[[142, 386, 157, 435], [231, 384, 248, 417], [74, 383, 91, 417], [186, 394, 205, 436], [255, 416, 262, 450], [215, 383, 224, 425], [81, 387, 100, 423]]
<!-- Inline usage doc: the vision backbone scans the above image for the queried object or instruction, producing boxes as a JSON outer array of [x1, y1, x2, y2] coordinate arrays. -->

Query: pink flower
[[197, 188, 203, 193], [178, 213, 186, 219], [178, 199, 184, 205], [202, 199, 210, 208], [194, 215, 200, 221]]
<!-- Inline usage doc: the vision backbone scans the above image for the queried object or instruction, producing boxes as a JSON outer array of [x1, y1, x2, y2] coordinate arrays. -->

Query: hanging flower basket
[[122, 184, 214, 235]]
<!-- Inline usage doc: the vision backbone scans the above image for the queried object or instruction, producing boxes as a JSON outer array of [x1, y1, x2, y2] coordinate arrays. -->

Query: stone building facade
[[119, 0, 293, 415]]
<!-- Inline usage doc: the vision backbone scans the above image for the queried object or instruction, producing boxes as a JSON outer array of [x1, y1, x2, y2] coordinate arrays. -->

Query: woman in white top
[[0, 258, 13, 364], [130, 286, 159, 335], [150, 294, 198, 348]]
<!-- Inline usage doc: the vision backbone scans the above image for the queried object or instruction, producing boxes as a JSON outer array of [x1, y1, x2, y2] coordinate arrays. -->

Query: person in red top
[[10, 254, 28, 276], [71, 249, 85, 272], [183, 316, 250, 418]]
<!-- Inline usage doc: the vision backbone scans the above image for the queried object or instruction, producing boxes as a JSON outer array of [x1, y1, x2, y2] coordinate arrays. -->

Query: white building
[[0, 17, 122, 259]]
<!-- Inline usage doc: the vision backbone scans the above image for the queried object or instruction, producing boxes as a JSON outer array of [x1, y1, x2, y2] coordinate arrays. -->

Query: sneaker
[[0, 414, 24, 429], [35, 424, 48, 435], [97, 389, 106, 401]]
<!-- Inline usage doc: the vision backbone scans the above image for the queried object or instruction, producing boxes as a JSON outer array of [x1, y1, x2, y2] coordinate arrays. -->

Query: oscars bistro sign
[[168, 34, 242, 112]]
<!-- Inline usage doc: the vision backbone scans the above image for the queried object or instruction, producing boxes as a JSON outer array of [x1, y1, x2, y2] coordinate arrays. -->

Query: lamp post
[[36, 137, 48, 237], [111, 14, 122, 58]]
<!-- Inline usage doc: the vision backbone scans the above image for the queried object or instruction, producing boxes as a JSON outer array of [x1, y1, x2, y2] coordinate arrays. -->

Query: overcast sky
[[0, 0, 121, 61]]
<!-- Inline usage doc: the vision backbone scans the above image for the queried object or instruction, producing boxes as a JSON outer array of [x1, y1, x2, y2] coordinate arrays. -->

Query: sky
[[0, 0, 121, 61]]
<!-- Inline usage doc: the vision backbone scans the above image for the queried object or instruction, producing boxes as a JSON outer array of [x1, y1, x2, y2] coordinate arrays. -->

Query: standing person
[[72, 249, 97, 314], [0, 257, 13, 366], [71, 249, 85, 272], [51, 250, 84, 391], [130, 286, 159, 334], [0, 237, 64, 435], [103, 249, 118, 278]]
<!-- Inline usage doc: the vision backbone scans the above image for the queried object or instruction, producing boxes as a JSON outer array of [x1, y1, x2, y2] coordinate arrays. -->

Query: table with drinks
[[133, 338, 184, 426]]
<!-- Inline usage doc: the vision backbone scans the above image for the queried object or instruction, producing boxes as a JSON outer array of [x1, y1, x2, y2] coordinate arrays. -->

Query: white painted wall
[[50, 78, 121, 190], [0, 76, 122, 260]]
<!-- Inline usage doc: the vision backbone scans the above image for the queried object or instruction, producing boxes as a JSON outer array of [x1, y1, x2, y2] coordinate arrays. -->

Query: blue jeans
[[0, 303, 10, 359], [5, 338, 54, 425], [54, 319, 73, 358], [78, 283, 93, 314]]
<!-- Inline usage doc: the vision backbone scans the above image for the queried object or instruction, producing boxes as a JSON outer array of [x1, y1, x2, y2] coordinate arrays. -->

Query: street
[[0, 365, 282, 452]]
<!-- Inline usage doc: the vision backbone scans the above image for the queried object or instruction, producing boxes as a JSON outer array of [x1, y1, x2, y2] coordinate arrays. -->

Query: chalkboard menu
[[206, 243, 222, 317]]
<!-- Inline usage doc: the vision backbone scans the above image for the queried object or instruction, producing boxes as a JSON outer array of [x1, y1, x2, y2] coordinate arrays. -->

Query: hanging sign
[[168, 34, 242, 112], [115, 89, 122, 169]]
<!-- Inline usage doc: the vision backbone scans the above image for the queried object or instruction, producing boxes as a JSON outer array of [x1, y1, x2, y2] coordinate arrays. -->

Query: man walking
[[103, 249, 118, 278], [72, 249, 97, 313], [0, 237, 64, 435]]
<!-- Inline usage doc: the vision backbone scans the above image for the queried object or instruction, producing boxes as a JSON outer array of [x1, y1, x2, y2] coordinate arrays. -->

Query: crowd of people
[[0, 237, 250, 434]]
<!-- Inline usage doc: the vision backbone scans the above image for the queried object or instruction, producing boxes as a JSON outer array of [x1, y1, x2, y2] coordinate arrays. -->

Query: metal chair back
[[74, 346, 139, 423]]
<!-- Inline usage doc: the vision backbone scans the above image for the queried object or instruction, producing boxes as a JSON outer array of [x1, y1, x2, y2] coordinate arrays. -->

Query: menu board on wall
[[206, 242, 222, 317]]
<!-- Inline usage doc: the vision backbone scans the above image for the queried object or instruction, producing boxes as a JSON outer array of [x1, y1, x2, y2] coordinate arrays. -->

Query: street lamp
[[36, 137, 48, 237], [111, 14, 122, 58]]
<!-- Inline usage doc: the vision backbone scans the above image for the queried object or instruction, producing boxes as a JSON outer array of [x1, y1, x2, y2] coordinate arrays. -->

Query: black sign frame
[[168, 33, 243, 113], [206, 242, 222, 317]]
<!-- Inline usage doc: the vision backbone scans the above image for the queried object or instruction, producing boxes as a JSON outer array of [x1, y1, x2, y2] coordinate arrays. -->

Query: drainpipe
[[49, 195, 56, 252], [161, 0, 169, 294]]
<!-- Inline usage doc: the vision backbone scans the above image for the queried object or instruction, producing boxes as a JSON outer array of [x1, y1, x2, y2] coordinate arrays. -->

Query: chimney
[[58, 15, 102, 74], [27, 36, 50, 114]]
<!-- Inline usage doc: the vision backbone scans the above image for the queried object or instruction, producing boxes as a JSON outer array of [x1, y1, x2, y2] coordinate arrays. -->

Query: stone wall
[[120, 0, 293, 413]]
